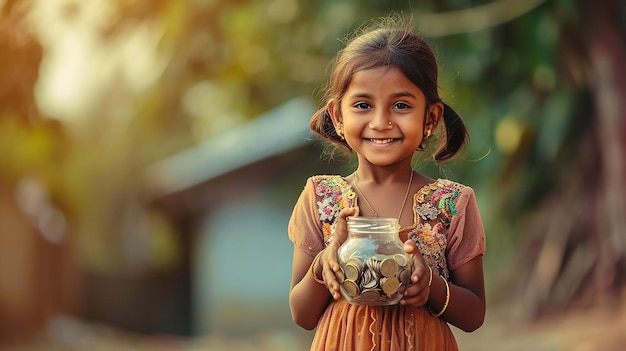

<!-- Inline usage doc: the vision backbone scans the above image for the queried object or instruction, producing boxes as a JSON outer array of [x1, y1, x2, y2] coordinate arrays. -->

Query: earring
[[336, 124, 345, 139], [426, 130, 432, 138]]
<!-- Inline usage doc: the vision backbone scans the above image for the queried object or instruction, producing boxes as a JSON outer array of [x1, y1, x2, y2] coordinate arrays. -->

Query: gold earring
[[336, 124, 345, 139], [426, 130, 432, 138]]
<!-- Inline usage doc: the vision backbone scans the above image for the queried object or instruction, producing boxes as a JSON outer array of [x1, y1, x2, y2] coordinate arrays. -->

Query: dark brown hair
[[309, 17, 468, 161]]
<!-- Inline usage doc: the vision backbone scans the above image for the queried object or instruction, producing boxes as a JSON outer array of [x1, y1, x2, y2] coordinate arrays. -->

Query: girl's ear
[[425, 101, 443, 133], [326, 99, 347, 140], [327, 99, 342, 127]]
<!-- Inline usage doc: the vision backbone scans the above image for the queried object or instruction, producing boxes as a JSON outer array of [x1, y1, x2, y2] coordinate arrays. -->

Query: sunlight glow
[[27, 0, 169, 131]]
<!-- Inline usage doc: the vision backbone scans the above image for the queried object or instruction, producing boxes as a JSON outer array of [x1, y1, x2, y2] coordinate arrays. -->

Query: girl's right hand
[[320, 207, 357, 300]]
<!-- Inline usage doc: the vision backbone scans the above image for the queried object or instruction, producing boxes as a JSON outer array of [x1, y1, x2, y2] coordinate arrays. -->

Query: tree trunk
[[512, 0, 626, 320]]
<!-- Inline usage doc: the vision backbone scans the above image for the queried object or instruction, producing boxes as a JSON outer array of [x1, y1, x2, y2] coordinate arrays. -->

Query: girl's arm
[[289, 207, 356, 330], [428, 255, 486, 332], [401, 242, 486, 332], [288, 248, 333, 330]]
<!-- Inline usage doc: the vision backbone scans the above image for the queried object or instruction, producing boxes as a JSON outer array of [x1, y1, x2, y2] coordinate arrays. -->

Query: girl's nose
[[368, 112, 393, 130]]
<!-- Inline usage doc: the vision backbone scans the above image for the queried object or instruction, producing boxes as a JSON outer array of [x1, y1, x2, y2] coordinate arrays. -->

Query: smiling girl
[[288, 16, 486, 351]]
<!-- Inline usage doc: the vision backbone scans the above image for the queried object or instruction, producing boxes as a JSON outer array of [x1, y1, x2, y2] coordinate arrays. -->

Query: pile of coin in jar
[[336, 253, 412, 304]]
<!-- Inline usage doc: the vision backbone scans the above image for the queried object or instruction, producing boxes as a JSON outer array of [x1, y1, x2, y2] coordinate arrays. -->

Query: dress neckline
[[338, 175, 441, 232]]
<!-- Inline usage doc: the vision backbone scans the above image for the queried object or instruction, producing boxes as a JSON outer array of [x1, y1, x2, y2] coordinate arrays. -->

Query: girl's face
[[331, 66, 441, 167]]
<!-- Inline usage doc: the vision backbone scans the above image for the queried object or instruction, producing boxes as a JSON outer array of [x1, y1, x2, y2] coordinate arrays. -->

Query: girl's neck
[[354, 160, 414, 184]]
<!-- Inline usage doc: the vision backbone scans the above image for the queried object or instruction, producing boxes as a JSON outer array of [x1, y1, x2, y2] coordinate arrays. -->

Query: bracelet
[[432, 275, 450, 317], [309, 250, 325, 285], [427, 267, 433, 287]]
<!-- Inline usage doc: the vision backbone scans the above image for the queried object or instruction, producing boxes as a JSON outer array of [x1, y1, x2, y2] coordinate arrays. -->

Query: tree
[[510, 0, 626, 319]]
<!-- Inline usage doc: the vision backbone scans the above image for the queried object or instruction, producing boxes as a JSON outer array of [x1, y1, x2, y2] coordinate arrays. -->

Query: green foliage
[[0, 0, 602, 279]]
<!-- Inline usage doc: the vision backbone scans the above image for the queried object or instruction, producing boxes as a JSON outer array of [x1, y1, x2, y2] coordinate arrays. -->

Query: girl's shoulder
[[308, 175, 355, 198], [416, 178, 469, 203], [309, 174, 348, 184], [435, 178, 469, 192], [307, 175, 356, 246], [415, 178, 476, 227]]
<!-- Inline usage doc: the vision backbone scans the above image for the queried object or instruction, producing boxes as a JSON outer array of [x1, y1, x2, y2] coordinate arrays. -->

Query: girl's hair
[[309, 17, 468, 161]]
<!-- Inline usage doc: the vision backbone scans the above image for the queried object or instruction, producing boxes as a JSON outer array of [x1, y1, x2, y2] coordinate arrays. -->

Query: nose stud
[[369, 121, 393, 128]]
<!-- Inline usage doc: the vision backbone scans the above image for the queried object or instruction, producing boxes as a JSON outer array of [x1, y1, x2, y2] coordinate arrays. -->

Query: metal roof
[[146, 97, 316, 196]]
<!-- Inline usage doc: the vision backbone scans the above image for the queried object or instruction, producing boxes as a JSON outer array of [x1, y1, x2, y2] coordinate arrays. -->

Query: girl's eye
[[394, 102, 410, 110], [353, 102, 371, 109]]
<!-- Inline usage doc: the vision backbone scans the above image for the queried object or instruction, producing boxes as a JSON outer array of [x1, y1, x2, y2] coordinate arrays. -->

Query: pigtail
[[434, 103, 469, 161], [310, 109, 333, 140], [309, 108, 351, 153]]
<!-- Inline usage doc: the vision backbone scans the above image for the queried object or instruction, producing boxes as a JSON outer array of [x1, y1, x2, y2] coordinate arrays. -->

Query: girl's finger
[[321, 247, 343, 299], [333, 207, 358, 244], [403, 239, 418, 254], [401, 283, 430, 307]]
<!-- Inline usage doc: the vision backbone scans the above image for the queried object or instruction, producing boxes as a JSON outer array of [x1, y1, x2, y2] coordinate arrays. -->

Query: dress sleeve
[[288, 177, 324, 257], [446, 186, 486, 271]]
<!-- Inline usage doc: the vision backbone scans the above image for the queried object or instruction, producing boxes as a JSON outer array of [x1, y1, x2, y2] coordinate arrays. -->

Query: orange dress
[[289, 175, 486, 351]]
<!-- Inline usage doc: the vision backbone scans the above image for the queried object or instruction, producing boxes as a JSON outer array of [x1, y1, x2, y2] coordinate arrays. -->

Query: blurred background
[[1, 0, 625, 350]]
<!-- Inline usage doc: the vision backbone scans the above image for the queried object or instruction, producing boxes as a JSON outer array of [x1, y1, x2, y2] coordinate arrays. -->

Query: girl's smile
[[368, 138, 396, 144]]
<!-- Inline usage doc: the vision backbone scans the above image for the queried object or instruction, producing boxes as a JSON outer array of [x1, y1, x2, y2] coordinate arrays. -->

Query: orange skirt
[[310, 299, 458, 351]]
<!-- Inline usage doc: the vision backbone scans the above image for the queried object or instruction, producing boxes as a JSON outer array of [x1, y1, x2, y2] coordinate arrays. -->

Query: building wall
[[193, 191, 296, 336]]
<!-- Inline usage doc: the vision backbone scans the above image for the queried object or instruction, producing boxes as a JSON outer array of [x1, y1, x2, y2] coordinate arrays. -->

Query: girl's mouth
[[368, 138, 396, 144]]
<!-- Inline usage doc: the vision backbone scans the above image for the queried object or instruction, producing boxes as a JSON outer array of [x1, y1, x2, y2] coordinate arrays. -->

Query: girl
[[288, 17, 486, 351]]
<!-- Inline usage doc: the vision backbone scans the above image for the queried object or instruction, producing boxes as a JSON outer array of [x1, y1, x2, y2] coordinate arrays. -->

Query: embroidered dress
[[288, 175, 486, 351]]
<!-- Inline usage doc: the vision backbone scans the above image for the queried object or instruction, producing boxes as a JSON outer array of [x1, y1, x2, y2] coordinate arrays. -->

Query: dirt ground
[[455, 299, 626, 351], [3, 297, 626, 351]]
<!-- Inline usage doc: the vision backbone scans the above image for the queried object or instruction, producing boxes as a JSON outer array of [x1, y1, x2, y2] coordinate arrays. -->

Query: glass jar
[[336, 217, 412, 306]]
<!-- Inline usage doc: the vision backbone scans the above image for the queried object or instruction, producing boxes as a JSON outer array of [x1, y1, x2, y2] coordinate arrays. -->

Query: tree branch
[[414, 0, 548, 37]]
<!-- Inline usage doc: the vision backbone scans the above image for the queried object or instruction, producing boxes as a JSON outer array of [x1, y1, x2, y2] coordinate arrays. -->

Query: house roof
[[146, 97, 317, 197]]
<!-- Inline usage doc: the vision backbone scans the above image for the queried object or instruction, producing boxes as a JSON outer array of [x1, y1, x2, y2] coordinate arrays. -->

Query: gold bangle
[[309, 250, 325, 285], [433, 275, 450, 318], [427, 267, 433, 287]]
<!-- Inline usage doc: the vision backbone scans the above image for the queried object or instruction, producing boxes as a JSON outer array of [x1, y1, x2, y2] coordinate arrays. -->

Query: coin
[[360, 288, 380, 302], [393, 253, 409, 267], [381, 276, 400, 296], [365, 257, 379, 274], [361, 276, 378, 289], [341, 280, 360, 297], [379, 258, 399, 277], [344, 260, 362, 281]]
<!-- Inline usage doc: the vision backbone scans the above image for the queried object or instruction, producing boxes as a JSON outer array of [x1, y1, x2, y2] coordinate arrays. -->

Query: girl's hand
[[400, 239, 432, 307], [320, 207, 357, 300]]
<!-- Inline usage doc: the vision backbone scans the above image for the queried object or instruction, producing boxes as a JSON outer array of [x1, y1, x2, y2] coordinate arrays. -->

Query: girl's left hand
[[399, 239, 431, 307]]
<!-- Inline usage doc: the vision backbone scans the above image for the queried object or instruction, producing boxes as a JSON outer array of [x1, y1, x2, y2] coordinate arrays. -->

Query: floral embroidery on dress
[[409, 179, 465, 279], [416, 203, 440, 221], [430, 187, 459, 227], [312, 175, 356, 246]]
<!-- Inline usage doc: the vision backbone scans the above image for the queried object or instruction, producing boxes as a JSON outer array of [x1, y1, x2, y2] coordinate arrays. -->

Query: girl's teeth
[[370, 139, 394, 144]]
